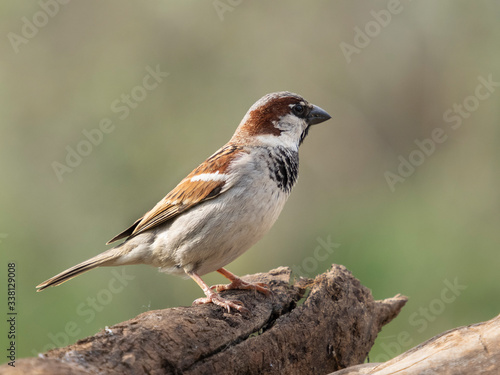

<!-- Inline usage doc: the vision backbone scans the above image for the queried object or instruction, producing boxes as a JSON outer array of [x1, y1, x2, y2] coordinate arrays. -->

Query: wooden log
[[1, 265, 407, 375], [330, 314, 500, 375]]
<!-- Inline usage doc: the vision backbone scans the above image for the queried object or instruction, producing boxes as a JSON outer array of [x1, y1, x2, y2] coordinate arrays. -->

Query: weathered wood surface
[[330, 314, 500, 375], [2, 265, 407, 375]]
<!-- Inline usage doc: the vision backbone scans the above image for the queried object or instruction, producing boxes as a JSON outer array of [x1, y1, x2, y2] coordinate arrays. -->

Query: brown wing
[[106, 217, 143, 244], [106, 145, 243, 244]]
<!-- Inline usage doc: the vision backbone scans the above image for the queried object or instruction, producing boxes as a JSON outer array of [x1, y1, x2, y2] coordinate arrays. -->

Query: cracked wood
[[2, 265, 407, 375]]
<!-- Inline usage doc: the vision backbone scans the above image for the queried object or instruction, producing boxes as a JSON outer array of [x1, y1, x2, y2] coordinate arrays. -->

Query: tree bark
[[330, 313, 500, 375], [2, 265, 407, 375]]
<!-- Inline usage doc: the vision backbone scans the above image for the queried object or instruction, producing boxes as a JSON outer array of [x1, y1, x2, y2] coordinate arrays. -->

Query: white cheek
[[254, 113, 306, 150]]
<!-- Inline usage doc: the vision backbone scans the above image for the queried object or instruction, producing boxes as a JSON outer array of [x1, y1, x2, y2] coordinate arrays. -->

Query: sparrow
[[36, 91, 331, 313]]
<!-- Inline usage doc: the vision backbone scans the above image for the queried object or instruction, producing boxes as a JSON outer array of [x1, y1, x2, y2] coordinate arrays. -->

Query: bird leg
[[211, 268, 271, 295], [187, 271, 248, 313]]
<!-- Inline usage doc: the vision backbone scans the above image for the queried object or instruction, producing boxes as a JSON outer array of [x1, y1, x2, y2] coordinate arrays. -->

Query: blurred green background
[[1, 0, 499, 364]]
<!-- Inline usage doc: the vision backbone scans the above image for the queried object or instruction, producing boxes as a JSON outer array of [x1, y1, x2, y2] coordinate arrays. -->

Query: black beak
[[307, 105, 331, 125]]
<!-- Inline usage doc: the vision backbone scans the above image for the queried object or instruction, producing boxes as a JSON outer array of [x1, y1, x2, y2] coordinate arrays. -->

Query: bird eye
[[293, 104, 305, 116]]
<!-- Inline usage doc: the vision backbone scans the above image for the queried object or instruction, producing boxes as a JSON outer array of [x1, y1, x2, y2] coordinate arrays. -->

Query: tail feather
[[36, 250, 118, 292]]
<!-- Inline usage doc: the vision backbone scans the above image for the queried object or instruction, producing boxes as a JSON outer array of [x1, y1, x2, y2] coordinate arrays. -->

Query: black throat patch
[[266, 146, 299, 194]]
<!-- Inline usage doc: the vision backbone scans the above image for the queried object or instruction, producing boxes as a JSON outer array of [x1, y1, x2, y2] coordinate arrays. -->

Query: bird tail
[[36, 248, 120, 292]]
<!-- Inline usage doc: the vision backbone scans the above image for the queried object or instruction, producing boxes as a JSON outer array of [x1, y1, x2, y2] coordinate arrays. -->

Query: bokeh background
[[1, 0, 499, 364]]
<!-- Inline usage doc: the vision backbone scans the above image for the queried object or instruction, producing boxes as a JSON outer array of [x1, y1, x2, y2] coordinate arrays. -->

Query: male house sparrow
[[37, 92, 331, 312]]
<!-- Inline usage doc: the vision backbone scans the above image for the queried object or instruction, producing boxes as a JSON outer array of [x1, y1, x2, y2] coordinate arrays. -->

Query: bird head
[[231, 91, 331, 149]]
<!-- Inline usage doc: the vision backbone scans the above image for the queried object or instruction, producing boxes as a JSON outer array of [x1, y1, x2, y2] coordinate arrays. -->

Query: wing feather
[[106, 145, 243, 244]]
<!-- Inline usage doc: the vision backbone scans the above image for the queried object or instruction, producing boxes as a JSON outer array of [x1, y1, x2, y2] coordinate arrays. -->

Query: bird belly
[[150, 180, 288, 276]]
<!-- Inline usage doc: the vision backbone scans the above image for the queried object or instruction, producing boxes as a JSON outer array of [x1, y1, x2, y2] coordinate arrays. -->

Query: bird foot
[[193, 291, 249, 314], [211, 279, 271, 295]]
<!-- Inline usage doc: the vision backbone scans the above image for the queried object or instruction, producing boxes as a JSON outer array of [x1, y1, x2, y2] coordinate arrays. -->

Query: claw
[[193, 293, 249, 314], [187, 269, 267, 314], [211, 280, 271, 295]]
